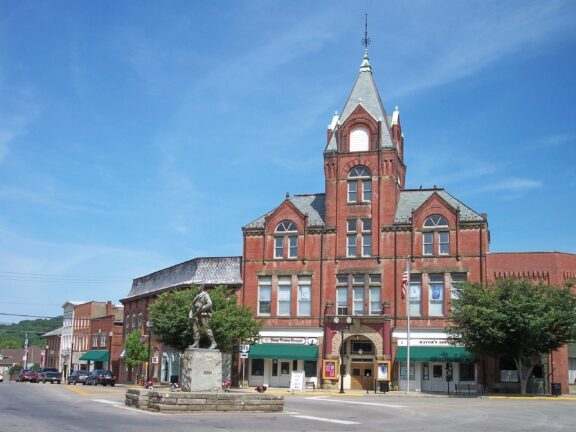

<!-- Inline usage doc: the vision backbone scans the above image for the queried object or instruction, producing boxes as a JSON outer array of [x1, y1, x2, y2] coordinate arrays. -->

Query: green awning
[[79, 350, 109, 361], [249, 344, 318, 360], [396, 346, 472, 362]]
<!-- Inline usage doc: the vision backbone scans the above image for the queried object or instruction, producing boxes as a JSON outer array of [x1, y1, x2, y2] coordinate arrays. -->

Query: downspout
[[242, 230, 247, 305], [479, 223, 484, 285], [393, 224, 398, 326], [320, 228, 326, 354]]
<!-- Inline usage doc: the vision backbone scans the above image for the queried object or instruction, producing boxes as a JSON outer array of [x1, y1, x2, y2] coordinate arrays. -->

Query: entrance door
[[269, 359, 292, 387], [351, 363, 374, 390], [422, 362, 446, 392]]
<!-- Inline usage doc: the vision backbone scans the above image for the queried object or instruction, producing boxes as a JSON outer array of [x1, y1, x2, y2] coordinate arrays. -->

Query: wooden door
[[351, 363, 374, 390]]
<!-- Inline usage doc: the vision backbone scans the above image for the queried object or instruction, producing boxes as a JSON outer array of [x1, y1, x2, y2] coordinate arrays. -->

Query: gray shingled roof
[[42, 326, 63, 337], [394, 190, 485, 224], [325, 51, 395, 152], [124, 256, 242, 299], [243, 194, 326, 229]]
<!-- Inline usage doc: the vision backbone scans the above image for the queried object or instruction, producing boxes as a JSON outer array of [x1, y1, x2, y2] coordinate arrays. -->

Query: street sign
[[240, 352, 249, 359], [239, 344, 250, 353]]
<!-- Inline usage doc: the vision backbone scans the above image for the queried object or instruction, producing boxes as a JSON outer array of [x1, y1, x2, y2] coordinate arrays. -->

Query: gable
[[394, 190, 485, 225]]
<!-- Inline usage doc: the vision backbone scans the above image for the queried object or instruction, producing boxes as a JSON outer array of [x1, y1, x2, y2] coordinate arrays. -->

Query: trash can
[[551, 383, 561, 396], [379, 380, 390, 393]]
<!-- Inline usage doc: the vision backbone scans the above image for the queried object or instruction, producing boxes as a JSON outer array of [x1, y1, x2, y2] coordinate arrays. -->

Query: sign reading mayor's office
[[397, 338, 451, 346]]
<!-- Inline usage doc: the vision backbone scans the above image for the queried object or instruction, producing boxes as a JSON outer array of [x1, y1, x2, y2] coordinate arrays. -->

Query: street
[[1, 381, 575, 431]]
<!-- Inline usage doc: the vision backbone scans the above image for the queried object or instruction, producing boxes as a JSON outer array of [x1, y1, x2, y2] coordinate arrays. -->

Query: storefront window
[[459, 363, 475, 381], [304, 360, 317, 378], [251, 359, 264, 376], [399, 364, 415, 380]]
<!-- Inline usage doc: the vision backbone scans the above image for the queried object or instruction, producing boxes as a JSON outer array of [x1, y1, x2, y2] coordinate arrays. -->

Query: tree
[[447, 278, 576, 394], [208, 285, 262, 353], [0, 316, 63, 349], [124, 329, 149, 383], [148, 285, 262, 353]]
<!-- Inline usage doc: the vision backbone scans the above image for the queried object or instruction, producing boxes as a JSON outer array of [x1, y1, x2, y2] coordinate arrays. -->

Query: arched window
[[424, 214, 448, 228], [423, 214, 450, 255], [348, 166, 372, 203], [349, 125, 370, 152], [274, 220, 298, 259]]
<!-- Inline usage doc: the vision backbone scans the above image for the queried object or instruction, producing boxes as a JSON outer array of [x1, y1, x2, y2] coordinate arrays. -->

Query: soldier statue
[[189, 285, 217, 349]]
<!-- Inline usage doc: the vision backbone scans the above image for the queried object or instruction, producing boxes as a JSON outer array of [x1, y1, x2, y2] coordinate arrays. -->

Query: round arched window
[[347, 166, 372, 203], [274, 220, 298, 259], [423, 214, 450, 256]]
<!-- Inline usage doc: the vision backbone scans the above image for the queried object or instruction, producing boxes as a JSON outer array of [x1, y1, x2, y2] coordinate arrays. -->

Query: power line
[[0, 270, 130, 284], [0, 312, 59, 319], [0, 329, 51, 334]]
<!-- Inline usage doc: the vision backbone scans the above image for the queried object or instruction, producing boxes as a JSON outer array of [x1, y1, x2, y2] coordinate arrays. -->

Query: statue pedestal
[[181, 347, 222, 392]]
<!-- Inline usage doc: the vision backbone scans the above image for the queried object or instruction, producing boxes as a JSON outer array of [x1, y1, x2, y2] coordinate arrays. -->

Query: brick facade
[[240, 50, 576, 393]]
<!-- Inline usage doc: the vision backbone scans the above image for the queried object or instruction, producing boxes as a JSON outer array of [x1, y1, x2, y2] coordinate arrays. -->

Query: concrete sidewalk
[[120, 383, 576, 400]]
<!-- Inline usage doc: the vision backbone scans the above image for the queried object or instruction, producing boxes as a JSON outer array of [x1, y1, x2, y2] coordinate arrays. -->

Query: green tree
[[447, 278, 576, 394], [0, 316, 62, 349], [124, 329, 150, 383], [209, 285, 262, 353], [148, 285, 262, 353]]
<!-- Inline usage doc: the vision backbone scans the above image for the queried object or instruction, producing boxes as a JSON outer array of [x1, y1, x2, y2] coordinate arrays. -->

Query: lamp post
[[108, 331, 113, 372], [333, 316, 352, 394], [146, 321, 152, 383]]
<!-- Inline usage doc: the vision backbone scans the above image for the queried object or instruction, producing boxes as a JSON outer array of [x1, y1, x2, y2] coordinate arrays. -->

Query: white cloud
[[0, 86, 42, 162], [468, 177, 542, 195], [534, 133, 576, 149], [389, 1, 576, 97]]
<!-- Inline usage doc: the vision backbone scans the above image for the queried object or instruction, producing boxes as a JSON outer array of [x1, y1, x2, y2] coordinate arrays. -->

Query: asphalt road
[[1, 380, 575, 431]]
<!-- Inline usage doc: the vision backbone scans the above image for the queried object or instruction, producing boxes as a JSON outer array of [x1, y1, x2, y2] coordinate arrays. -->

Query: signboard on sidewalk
[[290, 370, 305, 392]]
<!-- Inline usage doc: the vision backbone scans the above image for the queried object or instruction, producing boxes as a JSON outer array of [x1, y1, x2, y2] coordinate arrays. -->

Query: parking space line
[[306, 396, 406, 408], [292, 414, 360, 425]]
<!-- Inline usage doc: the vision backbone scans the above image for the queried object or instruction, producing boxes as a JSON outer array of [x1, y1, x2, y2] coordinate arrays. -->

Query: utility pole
[[23, 333, 29, 369]]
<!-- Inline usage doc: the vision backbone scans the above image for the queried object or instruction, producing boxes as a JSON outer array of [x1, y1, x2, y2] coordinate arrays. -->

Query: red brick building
[[119, 49, 575, 394], [119, 257, 242, 384], [72, 301, 124, 378], [485, 252, 576, 393], [240, 49, 576, 393]]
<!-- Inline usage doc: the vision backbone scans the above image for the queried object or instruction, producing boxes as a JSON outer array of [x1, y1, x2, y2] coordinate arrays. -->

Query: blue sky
[[1, 0, 575, 324]]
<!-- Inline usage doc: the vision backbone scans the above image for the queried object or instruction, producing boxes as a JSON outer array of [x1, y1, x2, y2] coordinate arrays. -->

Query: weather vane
[[361, 13, 371, 48]]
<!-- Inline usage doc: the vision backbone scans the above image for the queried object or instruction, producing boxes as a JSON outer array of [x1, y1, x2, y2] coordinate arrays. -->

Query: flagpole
[[406, 260, 411, 394]]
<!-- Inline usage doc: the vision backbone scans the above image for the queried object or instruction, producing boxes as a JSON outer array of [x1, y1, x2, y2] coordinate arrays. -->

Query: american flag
[[401, 262, 410, 300]]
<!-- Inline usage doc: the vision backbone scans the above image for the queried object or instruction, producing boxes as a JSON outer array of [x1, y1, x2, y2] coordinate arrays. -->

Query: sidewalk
[[118, 383, 576, 400]]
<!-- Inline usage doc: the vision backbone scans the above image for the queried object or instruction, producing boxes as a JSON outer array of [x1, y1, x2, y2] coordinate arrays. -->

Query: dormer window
[[423, 214, 450, 255], [347, 166, 372, 203], [274, 220, 298, 259], [350, 125, 370, 152]]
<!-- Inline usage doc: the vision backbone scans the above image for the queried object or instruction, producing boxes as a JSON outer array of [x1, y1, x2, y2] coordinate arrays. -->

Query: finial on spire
[[359, 14, 372, 72], [361, 13, 371, 49]]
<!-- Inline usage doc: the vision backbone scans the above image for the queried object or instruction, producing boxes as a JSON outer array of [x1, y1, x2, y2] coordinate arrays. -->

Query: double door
[[421, 362, 450, 392], [351, 363, 374, 391]]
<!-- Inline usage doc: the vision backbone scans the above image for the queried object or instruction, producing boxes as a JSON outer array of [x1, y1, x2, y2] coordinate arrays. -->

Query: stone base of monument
[[181, 347, 222, 392], [125, 347, 284, 413], [125, 389, 284, 413]]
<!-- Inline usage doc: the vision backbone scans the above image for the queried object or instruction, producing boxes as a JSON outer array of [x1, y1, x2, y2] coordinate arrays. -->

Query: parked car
[[85, 369, 116, 386], [0, 371, 4, 382], [39, 370, 62, 384], [67, 370, 90, 385], [16, 369, 39, 383]]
